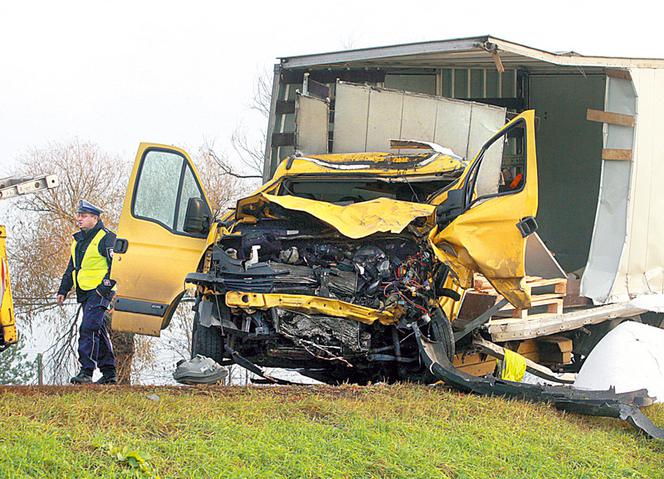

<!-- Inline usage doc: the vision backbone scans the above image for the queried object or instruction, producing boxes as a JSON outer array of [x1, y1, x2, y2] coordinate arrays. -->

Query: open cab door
[[429, 110, 538, 308], [111, 144, 212, 336]]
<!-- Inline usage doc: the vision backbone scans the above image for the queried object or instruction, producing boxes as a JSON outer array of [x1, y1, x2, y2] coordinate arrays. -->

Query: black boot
[[70, 371, 93, 384], [95, 371, 117, 385]]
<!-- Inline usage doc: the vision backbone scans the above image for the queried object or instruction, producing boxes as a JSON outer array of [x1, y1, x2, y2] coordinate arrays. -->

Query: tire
[[191, 310, 224, 364], [429, 307, 455, 362]]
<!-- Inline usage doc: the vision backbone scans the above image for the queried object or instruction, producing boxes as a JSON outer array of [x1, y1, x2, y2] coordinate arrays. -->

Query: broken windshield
[[279, 175, 459, 204]]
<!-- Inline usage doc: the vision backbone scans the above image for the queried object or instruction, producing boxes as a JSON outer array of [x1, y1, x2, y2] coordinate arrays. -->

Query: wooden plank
[[586, 108, 636, 127], [457, 361, 496, 377], [473, 338, 576, 384], [605, 69, 632, 81], [602, 148, 633, 161], [487, 303, 646, 342], [525, 278, 567, 296], [500, 294, 564, 311], [536, 335, 573, 353], [491, 51, 505, 73]]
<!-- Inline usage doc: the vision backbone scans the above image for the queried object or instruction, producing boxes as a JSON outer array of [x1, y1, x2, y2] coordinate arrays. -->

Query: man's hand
[[56, 294, 66, 306]]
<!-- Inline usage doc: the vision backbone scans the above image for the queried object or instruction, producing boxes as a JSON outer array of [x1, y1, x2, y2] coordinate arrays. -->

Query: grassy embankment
[[0, 384, 662, 479]]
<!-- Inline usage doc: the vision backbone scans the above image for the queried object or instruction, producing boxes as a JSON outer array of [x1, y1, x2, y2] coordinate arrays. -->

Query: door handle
[[114, 238, 129, 254]]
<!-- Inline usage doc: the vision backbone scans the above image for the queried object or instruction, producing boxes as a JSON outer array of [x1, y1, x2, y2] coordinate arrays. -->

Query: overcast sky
[[1, 0, 661, 173]]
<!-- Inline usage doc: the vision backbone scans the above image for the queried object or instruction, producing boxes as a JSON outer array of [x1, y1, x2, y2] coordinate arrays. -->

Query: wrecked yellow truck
[[110, 110, 663, 438], [109, 34, 664, 437], [110, 109, 534, 383]]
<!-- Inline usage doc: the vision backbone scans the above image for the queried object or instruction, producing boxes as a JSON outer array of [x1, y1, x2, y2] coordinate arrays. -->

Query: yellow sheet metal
[[0, 225, 17, 346], [260, 194, 435, 239], [428, 111, 538, 309], [225, 291, 399, 325]]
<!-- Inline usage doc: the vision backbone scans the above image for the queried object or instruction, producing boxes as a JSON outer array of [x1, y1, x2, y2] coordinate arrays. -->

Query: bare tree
[[250, 68, 273, 119], [229, 128, 265, 178], [7, 140, 141, 384], [224, 69, 274, 180]]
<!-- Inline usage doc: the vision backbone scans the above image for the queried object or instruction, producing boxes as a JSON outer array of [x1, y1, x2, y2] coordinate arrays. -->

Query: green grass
[[0, 384, 662, 478]]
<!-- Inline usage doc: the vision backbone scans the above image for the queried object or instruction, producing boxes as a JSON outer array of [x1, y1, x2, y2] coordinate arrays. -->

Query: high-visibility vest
[[71, 229, 108, 291]]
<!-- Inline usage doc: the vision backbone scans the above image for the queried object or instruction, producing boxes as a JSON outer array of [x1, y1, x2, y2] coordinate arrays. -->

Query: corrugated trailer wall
[[265, 67, 521, 178]]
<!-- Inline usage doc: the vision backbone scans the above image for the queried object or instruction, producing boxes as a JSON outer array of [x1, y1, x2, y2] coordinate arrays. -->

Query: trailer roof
[[279, 35, 664, 72]]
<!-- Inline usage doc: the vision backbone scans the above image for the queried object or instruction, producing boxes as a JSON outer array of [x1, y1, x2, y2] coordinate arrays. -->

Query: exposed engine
[[187, 227, 451, 383]]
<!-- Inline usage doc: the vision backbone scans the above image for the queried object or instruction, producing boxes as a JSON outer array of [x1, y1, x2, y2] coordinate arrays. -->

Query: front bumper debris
[[412, 324, 664, 440]]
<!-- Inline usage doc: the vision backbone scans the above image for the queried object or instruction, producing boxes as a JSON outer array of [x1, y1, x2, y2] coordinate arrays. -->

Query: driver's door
[[429, 110, 538, 308], [111, 144, 212, 336]]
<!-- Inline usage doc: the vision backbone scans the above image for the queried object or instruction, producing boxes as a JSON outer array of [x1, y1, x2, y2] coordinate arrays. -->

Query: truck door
[[111, 144, 212, 336], [429, 110, 538, 309]]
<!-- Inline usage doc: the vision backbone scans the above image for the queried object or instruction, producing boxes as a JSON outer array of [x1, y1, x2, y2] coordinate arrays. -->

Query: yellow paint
[[225, 291, 400, 325], [111, 143, 212, 336], [428, 111, 538, 309], [0, 225, 17, 347], [250, 194, 435, 239], [276, 151, 464, 177], [113, 128, 537, 334], [498, 348, 527, 382]]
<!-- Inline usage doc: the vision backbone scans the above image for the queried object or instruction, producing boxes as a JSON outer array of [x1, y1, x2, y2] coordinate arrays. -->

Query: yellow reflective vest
[[70, 229, 109, 291]]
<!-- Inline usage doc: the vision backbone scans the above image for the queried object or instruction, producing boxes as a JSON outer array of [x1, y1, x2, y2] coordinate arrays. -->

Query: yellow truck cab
[[111, 109, 538, 384]]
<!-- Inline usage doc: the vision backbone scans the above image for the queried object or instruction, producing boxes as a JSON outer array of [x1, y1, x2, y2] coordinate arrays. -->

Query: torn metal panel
[[243, 193, 435, 239], [294, 93, 329, 155], [525, 233, 566, 279], [581, 73, 636, 303], [388, 139, 463, 159], [614, 69, 664, 299], [332, 82, 506, 157]]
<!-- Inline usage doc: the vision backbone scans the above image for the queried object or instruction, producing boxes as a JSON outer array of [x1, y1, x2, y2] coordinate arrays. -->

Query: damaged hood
[[237, 193, 435, 239]]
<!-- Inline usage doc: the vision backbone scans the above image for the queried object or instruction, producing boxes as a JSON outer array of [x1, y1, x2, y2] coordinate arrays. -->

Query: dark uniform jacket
[[58, 220, 116, 303]]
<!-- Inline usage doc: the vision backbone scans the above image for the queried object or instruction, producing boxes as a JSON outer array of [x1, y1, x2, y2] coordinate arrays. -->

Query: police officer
[[56, 200, 117, 384]]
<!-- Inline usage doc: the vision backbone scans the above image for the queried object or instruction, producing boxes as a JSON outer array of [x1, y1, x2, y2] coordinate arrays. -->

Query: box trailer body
[[263, 35, 664, 310]]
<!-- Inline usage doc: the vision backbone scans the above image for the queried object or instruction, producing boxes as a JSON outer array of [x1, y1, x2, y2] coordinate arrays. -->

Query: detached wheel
[[191, 310, 224, 364]]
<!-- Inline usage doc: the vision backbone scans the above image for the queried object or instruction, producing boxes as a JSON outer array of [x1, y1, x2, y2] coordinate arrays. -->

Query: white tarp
[[574, 321, 664, 402]]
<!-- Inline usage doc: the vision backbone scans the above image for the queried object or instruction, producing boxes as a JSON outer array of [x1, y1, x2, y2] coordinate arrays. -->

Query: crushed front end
[[186, 150, 465, 384]]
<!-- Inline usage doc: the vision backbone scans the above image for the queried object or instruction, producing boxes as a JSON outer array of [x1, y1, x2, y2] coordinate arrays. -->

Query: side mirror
[[183, 197, 211, 235], [435, 189, 465, 228]]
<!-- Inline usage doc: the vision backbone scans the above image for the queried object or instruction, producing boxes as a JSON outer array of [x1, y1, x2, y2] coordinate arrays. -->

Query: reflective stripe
[[71, 229, 108, 291]]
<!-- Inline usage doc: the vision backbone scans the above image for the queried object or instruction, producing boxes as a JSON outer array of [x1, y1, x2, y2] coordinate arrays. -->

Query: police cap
[[77, 200, 103, 216]]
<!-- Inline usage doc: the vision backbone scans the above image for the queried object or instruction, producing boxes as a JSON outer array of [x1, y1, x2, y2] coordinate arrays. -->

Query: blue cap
[[77, 200, 103, 216]]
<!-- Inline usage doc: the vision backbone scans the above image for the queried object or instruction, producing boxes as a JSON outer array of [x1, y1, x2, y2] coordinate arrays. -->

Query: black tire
[[191, 310, 224, 364], [429, 308, 455, 362]]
